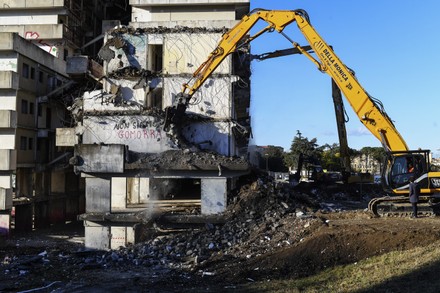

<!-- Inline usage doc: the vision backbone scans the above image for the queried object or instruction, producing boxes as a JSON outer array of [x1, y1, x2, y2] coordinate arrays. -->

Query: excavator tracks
[[368, 195, 440, 217]]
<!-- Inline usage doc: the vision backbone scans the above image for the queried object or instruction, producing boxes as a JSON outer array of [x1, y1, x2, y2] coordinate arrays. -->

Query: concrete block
[[111, 177, 127, 211], [56, 128, 78, 146], [0, 213, 10, 236], [84, 221, 110, 250], [0, 150, 16, 170], [85, 177, 111, 213], [0, 188, 12, 210], [0, 175, 12, 189], [201, 178, 227, 215], [74, 144, 124, 173], [0, 110, 17, 127], [127, 177, 150, 205], [81, 115, 174, 154], [84, 221, 136, 250], [110, 226, 135, 249]]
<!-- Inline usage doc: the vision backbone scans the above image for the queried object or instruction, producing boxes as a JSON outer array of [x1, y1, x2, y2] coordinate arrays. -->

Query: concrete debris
[[125, 149, 249, 172], [109, 25, 229, 36]]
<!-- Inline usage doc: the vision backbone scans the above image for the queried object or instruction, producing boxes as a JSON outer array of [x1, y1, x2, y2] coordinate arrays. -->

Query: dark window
[[28, 137, 33, 150], [30, 67, 35, 79], [29, 102, 34, 115], [21, 100, 28, 114], [63, 49, 68, 61], [38, 71, 44, 83], [38, 104, 42, 116], [22, 63, 29, 78], [20, 136, 27, 150]]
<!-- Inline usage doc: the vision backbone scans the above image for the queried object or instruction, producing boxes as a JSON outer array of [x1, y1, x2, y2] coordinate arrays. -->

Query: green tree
[[264, 145, 288, 172], [283, 132, 322, 170]]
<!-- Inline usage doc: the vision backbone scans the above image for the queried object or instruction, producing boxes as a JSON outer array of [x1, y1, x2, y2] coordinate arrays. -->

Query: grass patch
[[236, 239, 440, 292]]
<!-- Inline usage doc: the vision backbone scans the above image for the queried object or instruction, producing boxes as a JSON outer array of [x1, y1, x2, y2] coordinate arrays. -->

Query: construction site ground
[[2, 174, 440, 292]]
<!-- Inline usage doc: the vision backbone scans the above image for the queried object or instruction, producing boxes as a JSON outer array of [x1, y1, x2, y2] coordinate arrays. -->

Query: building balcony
[[0, 71, 19, 90], [0, 149, 16, 171], [0, 110, 17, 128]]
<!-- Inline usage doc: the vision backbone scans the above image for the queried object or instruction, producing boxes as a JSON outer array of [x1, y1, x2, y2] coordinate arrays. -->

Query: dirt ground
[[2, 177, 440, 292]]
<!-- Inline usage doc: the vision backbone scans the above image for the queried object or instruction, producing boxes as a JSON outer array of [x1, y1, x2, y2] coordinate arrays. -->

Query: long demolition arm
[[165, 9, 409, 152]]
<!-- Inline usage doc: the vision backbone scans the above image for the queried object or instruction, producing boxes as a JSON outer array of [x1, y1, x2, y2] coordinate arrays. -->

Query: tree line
[[259, 133, 385, 173]]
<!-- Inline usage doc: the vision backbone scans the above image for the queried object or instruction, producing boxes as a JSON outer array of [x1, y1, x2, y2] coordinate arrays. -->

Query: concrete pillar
[[0, 213, 10, 236], [111, 177, 127, 211], [84, 221, 136, 250], [0, 188, 12, 210], [85, 177, 111, 213], [201, 178, 227, 215]]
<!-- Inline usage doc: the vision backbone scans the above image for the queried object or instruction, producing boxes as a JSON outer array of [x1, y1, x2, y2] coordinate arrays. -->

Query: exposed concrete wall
[[127, 177, 150, 204], [0, 13, 58, 25], [84, 221, 136, 250], [163, 33, 229, 75], [0, 110, 17, 128], [0, 175, 13, 189], [163, 76, 232, 116], [183, 122, 232, 156], [111, 177, 127, 211], [82, 90, 143, 113], [0, 188, 13, 210], [0, 71, 19, 89], [201, 177, 227, 214], [0, 0, 64, 9], [81, 115, 174, 154], [0, 52, 18, 71], [74, 145, 125, 174], [85, 177, 111, 213], [0, 91, 17, 111], [0, 150, 16, 170], [0, 33, 67, 76], [0, 130, 15, 149], [56, 128, 78, 147]]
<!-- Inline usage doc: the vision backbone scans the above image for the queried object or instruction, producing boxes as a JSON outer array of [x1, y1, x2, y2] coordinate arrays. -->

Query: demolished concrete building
[[59, 0, 252, 249], [0, 0, 131, 235]]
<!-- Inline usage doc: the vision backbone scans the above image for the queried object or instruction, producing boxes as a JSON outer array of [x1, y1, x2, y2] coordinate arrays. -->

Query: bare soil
[[1, 178, 440, 292]]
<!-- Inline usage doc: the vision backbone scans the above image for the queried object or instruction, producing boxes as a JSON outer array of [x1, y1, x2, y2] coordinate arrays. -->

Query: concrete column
[[201, 178, 227, 215], [85, 177, 111, 213], [111, 177, 127, 211]]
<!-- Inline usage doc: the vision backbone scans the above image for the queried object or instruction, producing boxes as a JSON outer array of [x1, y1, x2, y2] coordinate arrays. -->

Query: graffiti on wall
[[24, 31, 62, 57], [113, 117, 162, 141]]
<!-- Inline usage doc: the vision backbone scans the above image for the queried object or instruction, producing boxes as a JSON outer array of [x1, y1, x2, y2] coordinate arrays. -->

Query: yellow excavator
[[164, 8, 440, 216]]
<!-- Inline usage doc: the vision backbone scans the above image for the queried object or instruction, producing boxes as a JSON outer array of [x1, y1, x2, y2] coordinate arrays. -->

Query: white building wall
[[82, 115, 175, 153], [0, 53, 18, 71], [0, 14, 58, 25], [0, 92, 17, 111], [163, 33, 229, 75], [163, 76, 232, 117]]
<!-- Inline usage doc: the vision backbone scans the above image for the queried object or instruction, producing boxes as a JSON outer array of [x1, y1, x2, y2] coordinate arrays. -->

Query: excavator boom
[[164, 8, 440, 215]]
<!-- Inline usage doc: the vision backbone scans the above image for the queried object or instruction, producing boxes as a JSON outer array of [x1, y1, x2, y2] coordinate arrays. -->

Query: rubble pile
[[126, 149, 249, 171], [1, 175, 379, 291], [101, 177, 326, 272]]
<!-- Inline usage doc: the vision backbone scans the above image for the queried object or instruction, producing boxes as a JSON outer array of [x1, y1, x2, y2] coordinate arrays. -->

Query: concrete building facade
[[59, 0, 251, 249], [0, 0, 129, 234]]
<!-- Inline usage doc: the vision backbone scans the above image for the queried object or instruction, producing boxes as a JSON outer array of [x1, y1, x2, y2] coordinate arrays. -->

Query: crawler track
[[368, 195, 439, 217]]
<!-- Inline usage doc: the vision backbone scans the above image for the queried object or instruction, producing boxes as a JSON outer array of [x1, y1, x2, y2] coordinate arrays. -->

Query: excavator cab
[[382, 150, 430, 192]]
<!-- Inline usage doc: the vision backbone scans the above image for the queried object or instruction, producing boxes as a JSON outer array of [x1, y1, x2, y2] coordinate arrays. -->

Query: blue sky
[[248, 1, 440, 157]]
